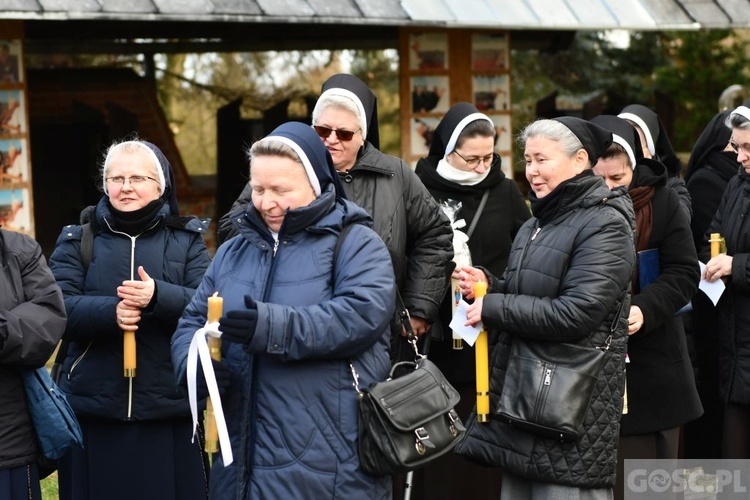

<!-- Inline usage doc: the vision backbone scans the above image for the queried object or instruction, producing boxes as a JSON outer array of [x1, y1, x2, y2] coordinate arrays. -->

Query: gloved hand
[[195, 358, 232, 400], [219, 295, 258, 345]]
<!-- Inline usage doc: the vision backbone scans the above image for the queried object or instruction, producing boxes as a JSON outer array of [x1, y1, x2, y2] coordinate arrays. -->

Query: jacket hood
[[632, 157, 668, 189]]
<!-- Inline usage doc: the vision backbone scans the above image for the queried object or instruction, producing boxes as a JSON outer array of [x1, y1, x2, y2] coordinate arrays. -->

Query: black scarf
[[108, 199, 164, 236]]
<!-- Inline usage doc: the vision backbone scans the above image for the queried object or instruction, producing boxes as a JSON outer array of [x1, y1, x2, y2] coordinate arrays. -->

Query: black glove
[[220, 295, 258, 345], [195, 358, 232, 400]]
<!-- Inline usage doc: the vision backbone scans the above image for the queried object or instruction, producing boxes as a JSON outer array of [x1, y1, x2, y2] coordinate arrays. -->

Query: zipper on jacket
[[543, 367, 552, 386], [68, 341, 93, 380], [513, 221, 540, 291], [102, 217, 159, 420]]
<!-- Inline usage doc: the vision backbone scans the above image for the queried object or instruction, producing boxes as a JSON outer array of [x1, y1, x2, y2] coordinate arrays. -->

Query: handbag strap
[[465, 189, 490, 240]]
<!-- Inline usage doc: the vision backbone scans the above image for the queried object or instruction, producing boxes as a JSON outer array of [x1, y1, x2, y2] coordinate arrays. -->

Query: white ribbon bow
[[187, 321, 233, 466]]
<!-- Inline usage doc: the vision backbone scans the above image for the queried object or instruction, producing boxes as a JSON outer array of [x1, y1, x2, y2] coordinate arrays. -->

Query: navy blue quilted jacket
[[172, 187, 395, 500], [49, 198, 210, 420]]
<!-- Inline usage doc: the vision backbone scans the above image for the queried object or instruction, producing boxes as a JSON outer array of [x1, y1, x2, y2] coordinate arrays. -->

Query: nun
[[217, 74, 453, 368], [591, 115, 702, 500], [454, 117, 635, 500], [49, 139, 212, 500], [618, 104, 692, 218], [411, 102, 529, 500], [172, 122, 397, 499]]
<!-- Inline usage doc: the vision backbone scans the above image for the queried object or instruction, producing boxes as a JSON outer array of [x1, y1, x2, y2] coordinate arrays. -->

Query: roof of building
[[0, 0, 742, 30]]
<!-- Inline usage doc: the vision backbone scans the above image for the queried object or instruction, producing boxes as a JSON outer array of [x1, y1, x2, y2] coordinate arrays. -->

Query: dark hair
[[598, 142, 631, 167], [455, 119, 496, 150]]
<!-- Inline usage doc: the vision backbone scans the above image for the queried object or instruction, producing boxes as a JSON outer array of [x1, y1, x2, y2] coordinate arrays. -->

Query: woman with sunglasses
[[409, 102, 529, 499], [218, 74, 453, 365], [49, 139, 212, 500], [701, 105, 750, 458]]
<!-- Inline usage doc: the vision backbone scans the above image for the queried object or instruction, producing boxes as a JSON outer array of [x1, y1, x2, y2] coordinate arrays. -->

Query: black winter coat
[[620, 160, 702, 435], [700, 170, 750, 403], [414, 155, 530, 383], [218, 142, 454, 331], [0, 229, 66, 470], [455, 172, 635, 488]]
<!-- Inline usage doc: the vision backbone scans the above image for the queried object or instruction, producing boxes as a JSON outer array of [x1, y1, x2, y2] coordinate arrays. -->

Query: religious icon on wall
[[411, 75, 450, 114], [473, 75, 510, 112], [410, 117, 440, 156], [0, 40, 23, 84], [0, 188, 30, 233], [0, 90, 25, 135], [0, 138, 28, 185], [409, 33, 449, 71], [472, 34, 508, 71]]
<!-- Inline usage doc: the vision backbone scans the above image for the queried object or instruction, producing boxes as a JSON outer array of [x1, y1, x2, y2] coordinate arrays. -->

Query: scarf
[[108, 199, 164, 236], [435, 158, 491, 186], [629, 184, 656, 293]]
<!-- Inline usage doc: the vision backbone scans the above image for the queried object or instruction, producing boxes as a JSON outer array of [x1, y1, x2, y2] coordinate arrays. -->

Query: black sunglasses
[[313, 125, 360, 142]]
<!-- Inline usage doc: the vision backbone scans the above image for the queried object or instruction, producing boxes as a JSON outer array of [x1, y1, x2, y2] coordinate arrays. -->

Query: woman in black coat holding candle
[[590, 115, 702, 500], [411, 102, 529, 500]]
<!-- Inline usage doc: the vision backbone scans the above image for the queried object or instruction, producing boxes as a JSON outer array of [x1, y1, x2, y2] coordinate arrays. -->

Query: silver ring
[[120, 317, 125, 324]]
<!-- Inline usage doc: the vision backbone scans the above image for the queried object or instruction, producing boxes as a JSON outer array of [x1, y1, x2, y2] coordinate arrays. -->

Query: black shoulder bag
[[333, 224, 465, 475]]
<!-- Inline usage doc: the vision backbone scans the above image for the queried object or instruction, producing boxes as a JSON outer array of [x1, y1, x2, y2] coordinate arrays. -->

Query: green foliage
[[511, 29, 750, 162], [654, 30, 749, 150]]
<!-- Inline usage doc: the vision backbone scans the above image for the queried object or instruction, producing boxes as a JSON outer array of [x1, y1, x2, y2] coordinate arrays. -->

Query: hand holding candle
[[473, 282, 490, 423], [205, 292, 223, 454]]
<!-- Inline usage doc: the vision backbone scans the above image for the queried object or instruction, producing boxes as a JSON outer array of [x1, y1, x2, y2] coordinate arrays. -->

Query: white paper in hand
[[449, 299, 483, 346]]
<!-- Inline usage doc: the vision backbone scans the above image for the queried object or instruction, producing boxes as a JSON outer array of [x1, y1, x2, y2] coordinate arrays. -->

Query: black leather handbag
[[351, 347, 465, 476], [495, 338, 608, 442]]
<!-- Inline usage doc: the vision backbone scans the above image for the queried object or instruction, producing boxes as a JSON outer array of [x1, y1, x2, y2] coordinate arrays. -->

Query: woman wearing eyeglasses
[[409, 102, 529, 499], [701, 105, 750, 459], [49, 139, 212, 500]]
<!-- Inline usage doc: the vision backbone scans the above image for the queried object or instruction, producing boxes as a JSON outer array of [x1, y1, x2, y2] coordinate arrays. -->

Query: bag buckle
[[448, 409, 465, 434], [414, 427, 435, 455]]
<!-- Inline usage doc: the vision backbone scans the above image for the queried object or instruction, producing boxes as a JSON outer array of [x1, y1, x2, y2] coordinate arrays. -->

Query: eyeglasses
[[730, 139, 750, 155], [313, 125, 361, 142], [106, 175, 159, 186], [452, 150, 496, 168]]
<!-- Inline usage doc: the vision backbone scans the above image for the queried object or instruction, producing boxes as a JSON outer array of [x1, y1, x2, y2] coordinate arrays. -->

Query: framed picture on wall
[[473, 75, 510, 112], [488, 114, 512, 151], [0, 187, 31, 233], [409, 32, 449, 71], [410, 117, 440, 157], [0, 89, 25, 135], [411, 75, 450, 114], [0, 138, 28, 186], [0, 40, 23, 85], [472, 34, 508, 71]]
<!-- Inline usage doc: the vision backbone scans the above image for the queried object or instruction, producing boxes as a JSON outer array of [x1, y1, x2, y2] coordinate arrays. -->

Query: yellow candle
[[473, 282, 490, 423], [208, 292, 223, 323], [123, 332, 136, 378], [205, 292, 223, 454], [710, 232, 722, 258]]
